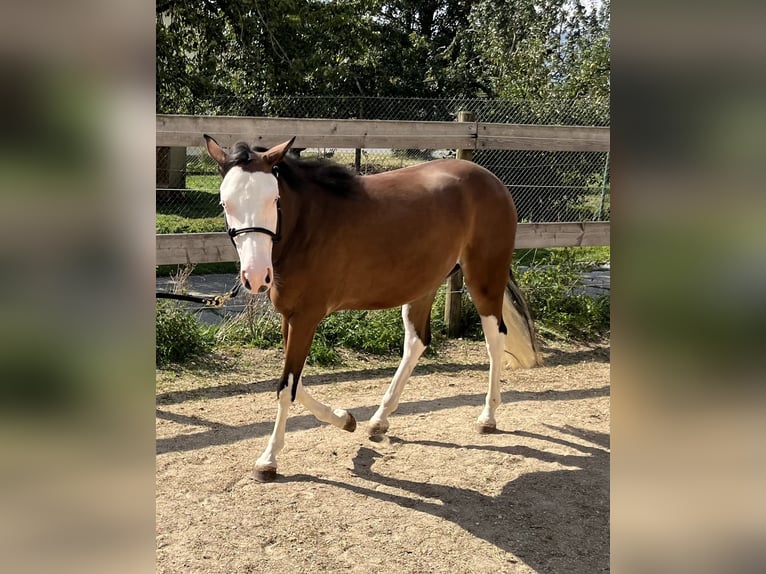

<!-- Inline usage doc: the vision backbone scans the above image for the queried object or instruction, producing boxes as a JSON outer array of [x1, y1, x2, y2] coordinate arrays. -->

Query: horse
[[203, 135, 541, 482]]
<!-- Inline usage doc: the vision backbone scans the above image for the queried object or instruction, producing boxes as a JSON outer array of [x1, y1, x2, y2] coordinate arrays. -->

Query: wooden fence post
[[444, 111, 475, 337], [156, 146, 186, 189]]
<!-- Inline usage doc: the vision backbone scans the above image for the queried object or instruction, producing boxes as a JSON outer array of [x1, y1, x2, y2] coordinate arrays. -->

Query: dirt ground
[[156, 339, 610, 574]]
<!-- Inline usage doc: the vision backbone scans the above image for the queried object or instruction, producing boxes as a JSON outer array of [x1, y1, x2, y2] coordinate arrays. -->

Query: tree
[[156, 0, 610, 117]]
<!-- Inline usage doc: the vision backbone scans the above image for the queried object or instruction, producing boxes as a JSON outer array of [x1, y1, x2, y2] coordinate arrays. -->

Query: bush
[[514, 249, 610, 341], [317, 309, 405, 356], [156, 302, 213, 366], [307, 332, 342, 366]]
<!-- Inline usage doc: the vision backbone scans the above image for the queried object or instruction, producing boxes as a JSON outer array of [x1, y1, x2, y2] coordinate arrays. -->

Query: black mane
[[278, 153, 360, 198], [226, 143, 360, 197]]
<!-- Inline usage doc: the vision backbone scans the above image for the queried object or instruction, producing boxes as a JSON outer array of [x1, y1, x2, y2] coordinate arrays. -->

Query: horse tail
[[502, 269, 543, 368]]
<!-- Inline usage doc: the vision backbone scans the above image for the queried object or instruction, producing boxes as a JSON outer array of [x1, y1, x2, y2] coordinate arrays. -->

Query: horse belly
[[332, 237, 460, 311]]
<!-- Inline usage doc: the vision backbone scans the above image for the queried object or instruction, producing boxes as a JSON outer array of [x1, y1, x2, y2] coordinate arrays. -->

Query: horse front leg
[[254, 313, 356, 482], [254, 372, 293, 482], [254, 314, 318, 482], [295, 380, 357, 432]]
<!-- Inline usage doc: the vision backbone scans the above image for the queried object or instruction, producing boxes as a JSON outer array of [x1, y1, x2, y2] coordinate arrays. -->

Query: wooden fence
[[156, 222, 610, 266], [156, 114, 610, 334], [156, 114, 610, 262], [157, 114, 609, 151]]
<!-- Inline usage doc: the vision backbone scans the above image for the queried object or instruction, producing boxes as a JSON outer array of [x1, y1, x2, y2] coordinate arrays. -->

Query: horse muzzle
[[240, 268, 273, 293]]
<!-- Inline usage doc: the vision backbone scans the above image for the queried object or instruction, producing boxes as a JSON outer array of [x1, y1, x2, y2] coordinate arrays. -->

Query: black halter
[[225, 165, 282, 247]]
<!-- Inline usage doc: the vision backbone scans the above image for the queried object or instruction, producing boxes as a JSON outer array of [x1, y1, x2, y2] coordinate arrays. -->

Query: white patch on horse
[[477, 315, 505, 429], [295, 379, 352, 430], [255, 373, 293, 470], [220, 167, 279, 290], [368, 304, 426, 435]]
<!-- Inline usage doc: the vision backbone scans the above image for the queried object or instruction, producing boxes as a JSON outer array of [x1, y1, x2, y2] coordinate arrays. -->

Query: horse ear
[[264, 137, 296, 165], [203, 134, 227, 166]]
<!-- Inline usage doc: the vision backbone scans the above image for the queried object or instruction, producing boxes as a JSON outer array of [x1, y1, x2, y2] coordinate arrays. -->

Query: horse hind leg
[[461, 261, 509, 434], [367, 290, 436, 437], [476, 313, 506, 433]]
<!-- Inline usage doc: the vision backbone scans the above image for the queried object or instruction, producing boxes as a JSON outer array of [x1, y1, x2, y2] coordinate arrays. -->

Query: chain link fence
[[157, 96, 610, 235]]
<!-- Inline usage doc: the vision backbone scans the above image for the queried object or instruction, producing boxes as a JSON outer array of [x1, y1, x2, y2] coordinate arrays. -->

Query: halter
[[225, 165, 282, 247]]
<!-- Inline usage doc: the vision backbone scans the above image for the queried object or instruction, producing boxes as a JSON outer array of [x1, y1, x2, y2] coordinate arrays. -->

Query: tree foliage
[[157, 0, 610, 112]]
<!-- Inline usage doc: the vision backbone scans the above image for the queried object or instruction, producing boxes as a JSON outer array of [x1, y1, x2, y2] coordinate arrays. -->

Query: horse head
[[204, 135, 295, 293]]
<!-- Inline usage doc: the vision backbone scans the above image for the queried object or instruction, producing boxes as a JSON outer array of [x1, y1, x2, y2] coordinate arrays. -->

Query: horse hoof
[[367, 421, 389, 437], [476, 423, 497, 434], [343, 412, 357, 433], [253, 466, 278, 483]]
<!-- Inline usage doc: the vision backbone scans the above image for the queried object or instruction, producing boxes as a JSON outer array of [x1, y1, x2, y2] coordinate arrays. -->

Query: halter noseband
[[225, 165, 282, 247]]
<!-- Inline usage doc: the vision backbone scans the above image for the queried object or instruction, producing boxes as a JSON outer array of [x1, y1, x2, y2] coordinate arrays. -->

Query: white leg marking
[[255, 375, 294, 470], [368, 304, 426, 434], [296, 379, 351, 429], [478, 315, 505, 428]]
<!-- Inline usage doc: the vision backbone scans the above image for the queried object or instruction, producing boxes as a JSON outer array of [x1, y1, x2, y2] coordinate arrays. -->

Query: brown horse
[[204, 135, 541, 482]]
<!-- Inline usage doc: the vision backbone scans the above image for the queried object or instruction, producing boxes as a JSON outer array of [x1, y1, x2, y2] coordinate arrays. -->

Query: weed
[[214, 298, 282, 349], [156, 250, 610, 367], [307, 332, 342, 366], [317, 310, 405, 355], [156, 302, 214, 366]]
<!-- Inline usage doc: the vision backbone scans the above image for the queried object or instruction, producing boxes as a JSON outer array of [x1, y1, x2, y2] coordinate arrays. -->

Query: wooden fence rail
[[156, 223, 610, 266], [157, 115, 609, 151]]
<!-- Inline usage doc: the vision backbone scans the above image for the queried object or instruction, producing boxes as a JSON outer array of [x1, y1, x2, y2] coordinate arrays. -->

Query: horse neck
[[271, 168, 352, 263], [272, 178, 303, 261]]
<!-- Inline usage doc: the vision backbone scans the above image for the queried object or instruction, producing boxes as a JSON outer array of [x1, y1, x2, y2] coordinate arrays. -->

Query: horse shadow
[[156, 386, 609, 455], [157, 342, 609, 407], [287, 424, 609, 574]]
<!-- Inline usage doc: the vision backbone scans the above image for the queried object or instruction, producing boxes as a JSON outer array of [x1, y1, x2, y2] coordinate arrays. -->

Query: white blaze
[[220, 167, 279, 285]]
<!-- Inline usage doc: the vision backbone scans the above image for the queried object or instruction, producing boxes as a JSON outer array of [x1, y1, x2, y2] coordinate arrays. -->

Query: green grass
[[156, 214, 225, 234], [157, 262, 238, 277], [185, 174, 221, 191], [156, 173, 223, 234], [514, 246, 610, 267]]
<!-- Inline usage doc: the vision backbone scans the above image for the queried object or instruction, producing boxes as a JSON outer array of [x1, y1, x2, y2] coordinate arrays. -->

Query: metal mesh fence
[[159, 94, 609, 126], [156, 96, 610, 235]]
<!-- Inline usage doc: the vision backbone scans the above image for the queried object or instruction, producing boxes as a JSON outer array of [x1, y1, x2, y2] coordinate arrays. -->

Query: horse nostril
[[265, 272, 271, 284], [240, 270, 251, 291]]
